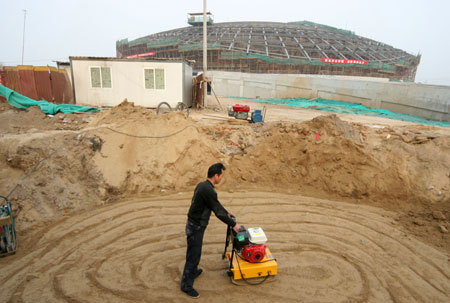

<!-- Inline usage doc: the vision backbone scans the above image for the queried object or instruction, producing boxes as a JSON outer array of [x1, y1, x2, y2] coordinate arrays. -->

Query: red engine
[[232, 104, 250, 112], [242, 244, 266, 263]]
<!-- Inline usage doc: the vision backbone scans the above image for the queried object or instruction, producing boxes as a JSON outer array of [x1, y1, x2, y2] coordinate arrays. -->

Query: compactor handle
[[222, 215, 237, 260]]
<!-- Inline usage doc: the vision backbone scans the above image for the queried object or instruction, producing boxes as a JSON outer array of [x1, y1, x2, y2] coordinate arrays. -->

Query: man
[[181, 163, 241, 299]]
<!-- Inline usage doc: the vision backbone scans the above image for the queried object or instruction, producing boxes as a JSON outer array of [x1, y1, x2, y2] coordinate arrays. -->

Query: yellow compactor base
[[226, 247, 277, 280]]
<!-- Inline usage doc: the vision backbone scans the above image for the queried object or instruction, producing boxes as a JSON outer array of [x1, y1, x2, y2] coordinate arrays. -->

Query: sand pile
[[0, 130, 105, 229], [224, 115, 449, 207], [0, 101, 226, 230], [0, 101, 448, 249], [87, 100, 225, 195], [1, 100, 449, 302], [0, 105, 90, 134]]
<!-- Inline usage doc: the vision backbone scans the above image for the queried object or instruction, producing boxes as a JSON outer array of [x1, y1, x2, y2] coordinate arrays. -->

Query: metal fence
[[0, 65, 74, 104]]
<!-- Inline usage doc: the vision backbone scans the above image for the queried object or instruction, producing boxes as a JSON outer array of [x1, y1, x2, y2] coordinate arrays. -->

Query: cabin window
[[90, 67, 112, 88], [145, 68, 165, 90], [155, 69, 165, 89], [144, 69, 155, 89]]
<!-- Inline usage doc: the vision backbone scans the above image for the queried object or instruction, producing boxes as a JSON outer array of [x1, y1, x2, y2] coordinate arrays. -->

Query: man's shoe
[[182, 288, 200, 299], [194, 269, 203, 279]]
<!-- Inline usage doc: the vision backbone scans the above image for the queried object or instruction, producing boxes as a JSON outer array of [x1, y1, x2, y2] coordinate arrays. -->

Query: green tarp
[[231, 96, 450, 128], [0, 84, 98, 115]]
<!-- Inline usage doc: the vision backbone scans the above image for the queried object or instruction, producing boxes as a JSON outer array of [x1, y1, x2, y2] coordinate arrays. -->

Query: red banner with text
[[125, 52, 156, 59], [321, 58, 368, 65]]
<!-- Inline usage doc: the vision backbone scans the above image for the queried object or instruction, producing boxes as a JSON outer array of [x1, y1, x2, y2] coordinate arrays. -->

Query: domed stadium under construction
[[116, 19, 421, 81]]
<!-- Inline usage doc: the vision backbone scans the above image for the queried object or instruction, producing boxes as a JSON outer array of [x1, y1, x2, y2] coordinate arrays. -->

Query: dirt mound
[[89, 99, 155, 126], [223, 117, 450, 250], [0, 101, 223, 230], [225, 117, 449, 206], [0, 104, 91, 134], [0, 101, 448, 250], [88, 100, 222, 194], [305, 114, 360, 140], [0, 131, 105, 228], [1, 100, 450, 302]]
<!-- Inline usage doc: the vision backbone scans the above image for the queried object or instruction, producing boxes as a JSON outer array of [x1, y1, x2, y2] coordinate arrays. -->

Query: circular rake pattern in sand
[[0, 192, 449, 303]]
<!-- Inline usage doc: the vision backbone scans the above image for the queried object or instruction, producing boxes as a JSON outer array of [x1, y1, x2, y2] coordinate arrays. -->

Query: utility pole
[[202, 0, 207, 107], [22, 9, 27, 65]]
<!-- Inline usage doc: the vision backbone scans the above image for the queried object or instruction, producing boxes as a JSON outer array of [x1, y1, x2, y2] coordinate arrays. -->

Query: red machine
[[223, 222, 277, 283], [232, 104, 250, 112], [243, 244, 266, 263], [228, 104, 250, 120], [227, 104, 265, 123]]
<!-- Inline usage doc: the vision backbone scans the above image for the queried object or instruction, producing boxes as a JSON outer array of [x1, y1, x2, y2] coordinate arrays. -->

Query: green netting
[[119, 38, 180, 48], [128, 37, 150, 47], [220, 51, 399, 72], [289, 21, 355, 37], [147, 38, 180, 48], [230, 96, 450, 128], [178, 42, 221, 51], [221, 51, 319, 65], [367, 61, 396, 72], [116, 38, 128, 47]]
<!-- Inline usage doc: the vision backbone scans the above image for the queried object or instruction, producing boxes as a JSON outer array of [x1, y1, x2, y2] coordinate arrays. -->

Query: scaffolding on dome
[[116, 21, 420, 81]]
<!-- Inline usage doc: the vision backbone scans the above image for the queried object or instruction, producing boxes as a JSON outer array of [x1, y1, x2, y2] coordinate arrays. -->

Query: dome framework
[[117, 21, 420, 81]]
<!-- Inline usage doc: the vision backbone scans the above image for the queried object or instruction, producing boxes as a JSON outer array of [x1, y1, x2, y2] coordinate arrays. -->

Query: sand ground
[[0, 96, 449, 302]]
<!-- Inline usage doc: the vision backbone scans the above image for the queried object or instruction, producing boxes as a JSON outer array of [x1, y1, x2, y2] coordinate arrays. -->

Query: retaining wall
[[209, 71, 450, 122]]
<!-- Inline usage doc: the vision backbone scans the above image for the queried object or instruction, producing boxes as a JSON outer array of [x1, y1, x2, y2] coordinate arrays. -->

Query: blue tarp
[[0, 84, 97, 115], [231, 96, 450, 128]]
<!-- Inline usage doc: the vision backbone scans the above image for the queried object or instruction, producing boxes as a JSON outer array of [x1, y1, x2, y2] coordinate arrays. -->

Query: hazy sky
[[1, 0, 449, 85]]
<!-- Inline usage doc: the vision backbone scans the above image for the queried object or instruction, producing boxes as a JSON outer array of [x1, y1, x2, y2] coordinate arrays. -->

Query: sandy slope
[[0, 99, 449, 302], [1, 192, 449, 302]]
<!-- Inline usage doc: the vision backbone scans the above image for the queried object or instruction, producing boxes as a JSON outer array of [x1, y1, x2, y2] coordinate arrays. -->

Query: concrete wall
[[209, 71, 450, 122], [71, 58, 192, 108]]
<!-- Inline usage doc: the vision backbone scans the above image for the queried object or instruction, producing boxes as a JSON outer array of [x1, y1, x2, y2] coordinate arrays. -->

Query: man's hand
[[233, 223, 242, 233]]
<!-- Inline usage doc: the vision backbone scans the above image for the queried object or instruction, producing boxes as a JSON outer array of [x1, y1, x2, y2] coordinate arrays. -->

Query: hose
[[230, 248, 273, 286], [156, 102, 172, 114]]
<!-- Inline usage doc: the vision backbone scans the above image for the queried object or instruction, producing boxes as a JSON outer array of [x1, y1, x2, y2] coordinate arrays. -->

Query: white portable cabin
[[70, 56, 192, 108], [187, 12, 214, 26]]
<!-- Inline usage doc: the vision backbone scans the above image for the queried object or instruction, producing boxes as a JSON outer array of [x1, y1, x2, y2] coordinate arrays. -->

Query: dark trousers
[[181, 221, 206, 291]]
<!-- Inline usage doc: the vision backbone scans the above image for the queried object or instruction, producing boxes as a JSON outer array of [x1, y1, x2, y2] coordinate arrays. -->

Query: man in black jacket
[[181, 163, 241, 299]]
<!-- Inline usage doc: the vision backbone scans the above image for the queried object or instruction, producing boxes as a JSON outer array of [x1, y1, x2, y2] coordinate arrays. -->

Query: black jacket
[[187, 180, 236, 227]]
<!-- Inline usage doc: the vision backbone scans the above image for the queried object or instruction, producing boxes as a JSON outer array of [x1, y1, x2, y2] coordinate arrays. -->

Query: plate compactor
[[222, 217, 277, 284], [0, 196, 17, 257]]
